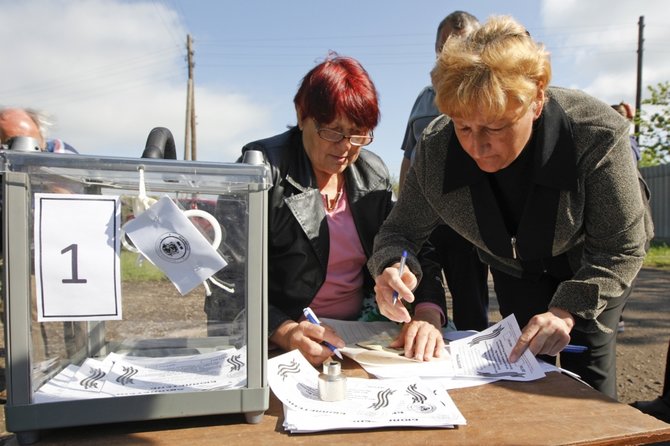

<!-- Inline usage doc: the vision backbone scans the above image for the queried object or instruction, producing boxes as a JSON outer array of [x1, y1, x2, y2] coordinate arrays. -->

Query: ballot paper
[[321, 315, 545, 383], [448, 314, 545, 381], [319, 318, 449, 377], [33, 347, 247, 402], [268, 349, 466, 433], [33, 364, 101, 404]]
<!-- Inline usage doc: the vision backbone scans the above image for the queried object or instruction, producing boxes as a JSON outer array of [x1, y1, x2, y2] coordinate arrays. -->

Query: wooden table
[[15, 359, 670, 446]]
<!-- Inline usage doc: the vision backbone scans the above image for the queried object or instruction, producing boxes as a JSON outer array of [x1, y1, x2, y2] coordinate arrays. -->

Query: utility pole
[[190, 37, 197, 161], [635, 15, 644, 142], [184, 34, 196, 160]]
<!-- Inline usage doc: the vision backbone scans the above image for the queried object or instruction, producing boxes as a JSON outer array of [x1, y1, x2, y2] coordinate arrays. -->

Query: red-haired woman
[[234, 54, 446, 365]]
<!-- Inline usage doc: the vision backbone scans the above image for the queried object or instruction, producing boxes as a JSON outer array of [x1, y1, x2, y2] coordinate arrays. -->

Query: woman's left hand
[[509, 307, 575, 362], [389, 309, 445, 361]]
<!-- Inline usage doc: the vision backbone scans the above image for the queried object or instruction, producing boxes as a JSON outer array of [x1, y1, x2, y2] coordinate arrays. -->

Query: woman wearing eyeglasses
[[238, 54, 446, 366]]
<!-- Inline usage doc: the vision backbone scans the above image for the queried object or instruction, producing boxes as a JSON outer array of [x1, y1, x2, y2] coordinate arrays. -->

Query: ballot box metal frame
[[1, 151, 270, 444]]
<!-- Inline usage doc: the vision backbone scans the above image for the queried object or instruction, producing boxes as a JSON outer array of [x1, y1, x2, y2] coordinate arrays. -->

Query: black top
[[488, 134, 536, 236]]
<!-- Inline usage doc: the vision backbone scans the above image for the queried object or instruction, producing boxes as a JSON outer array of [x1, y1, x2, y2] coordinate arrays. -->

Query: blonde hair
[[431, 15, 551, 121]]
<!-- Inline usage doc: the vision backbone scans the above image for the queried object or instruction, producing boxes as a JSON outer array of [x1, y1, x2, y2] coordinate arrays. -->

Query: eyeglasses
[[313, 120, 373, 147]]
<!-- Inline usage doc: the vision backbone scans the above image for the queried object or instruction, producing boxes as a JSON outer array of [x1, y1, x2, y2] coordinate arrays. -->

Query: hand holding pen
[[302, 307, 343, 360], [373, 250, 416, 324]]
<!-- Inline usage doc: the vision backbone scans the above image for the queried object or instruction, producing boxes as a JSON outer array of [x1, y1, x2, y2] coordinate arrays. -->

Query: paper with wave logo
[[268, 349, 465, 433]]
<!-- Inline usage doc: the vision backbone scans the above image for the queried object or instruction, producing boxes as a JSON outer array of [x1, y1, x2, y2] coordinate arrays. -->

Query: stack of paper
[[34, 347, 247, 403], [268, 349, 466, 433]]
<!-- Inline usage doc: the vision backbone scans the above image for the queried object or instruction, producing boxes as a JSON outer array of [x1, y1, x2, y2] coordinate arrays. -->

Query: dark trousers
[[431, 225, 489, 331], [491, 267, 629, 400], [663, 340, 670, 401]]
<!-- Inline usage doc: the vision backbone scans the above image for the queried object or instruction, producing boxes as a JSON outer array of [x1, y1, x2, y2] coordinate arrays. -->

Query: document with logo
[[99, 349, 247, 396], [447, 314, 545, 381], [323, 315, 545, 383], [268, 349, 466, 433], [123, 196, 227, 294], [34, 347, 247, 402]]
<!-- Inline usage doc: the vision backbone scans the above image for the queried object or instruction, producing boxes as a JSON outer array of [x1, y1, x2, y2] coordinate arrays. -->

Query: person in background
[[368, 16, 653, 399], [398, 10, 489, 332], [0, 107, 78, 154], [206, 53, 446, 366], [632, 339, 670, 423], [0, 107, 78, 332], [611, 101, 640, 164]]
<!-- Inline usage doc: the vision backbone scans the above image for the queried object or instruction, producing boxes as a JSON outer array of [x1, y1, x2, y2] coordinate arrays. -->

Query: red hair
[[293, 53, 380, 130]]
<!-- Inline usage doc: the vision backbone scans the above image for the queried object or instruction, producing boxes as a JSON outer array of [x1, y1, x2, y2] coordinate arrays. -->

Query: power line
[[4, 71, 183, 110], [161, 0, 191, 32], [151, 0, 187, 53], [4, 14, 667, 110], [0, 48, 181, 99]]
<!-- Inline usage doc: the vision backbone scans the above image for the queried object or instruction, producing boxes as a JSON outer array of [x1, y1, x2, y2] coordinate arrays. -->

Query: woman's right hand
[[509, 307, 574, 362], [373, 263, 418, 323], [270, 320, 345, 366]]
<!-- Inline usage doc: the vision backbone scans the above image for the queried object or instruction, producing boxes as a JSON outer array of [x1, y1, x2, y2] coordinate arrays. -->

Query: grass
[[120, 250, 167, 282], [644, 242, 670, 270]]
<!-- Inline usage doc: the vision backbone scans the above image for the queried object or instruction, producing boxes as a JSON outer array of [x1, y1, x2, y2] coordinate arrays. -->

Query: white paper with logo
[[123, 196, 227, 294]]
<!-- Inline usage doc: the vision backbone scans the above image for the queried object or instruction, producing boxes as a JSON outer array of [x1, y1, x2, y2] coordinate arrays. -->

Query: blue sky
[[2, 0, 669, 178]]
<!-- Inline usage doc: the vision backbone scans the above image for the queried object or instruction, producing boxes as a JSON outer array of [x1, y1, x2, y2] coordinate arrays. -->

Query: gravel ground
[[0, 267, 668, 443], [613, 268, 669, 404]]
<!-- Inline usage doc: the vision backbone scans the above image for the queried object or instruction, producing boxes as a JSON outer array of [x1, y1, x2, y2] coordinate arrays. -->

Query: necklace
[[320, 175, 345, 212], [323, 190, 342, 211]]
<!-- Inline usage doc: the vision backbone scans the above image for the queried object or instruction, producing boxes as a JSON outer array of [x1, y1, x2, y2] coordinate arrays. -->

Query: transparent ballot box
[[1, 150, 270, 444]]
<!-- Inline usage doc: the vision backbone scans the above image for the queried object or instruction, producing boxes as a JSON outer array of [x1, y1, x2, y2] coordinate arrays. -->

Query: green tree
[[638, 81, 670, 166]]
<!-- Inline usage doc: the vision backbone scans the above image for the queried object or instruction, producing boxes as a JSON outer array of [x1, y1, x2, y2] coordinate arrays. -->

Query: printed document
[[322, 315, 545, 382], [268, 349, 466, 433], [448, 314, 545, 381], [34, 347, 247, 403]]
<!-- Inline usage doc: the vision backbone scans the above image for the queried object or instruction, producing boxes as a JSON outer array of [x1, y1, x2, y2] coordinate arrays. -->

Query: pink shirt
[[310, 188, 366, 320]]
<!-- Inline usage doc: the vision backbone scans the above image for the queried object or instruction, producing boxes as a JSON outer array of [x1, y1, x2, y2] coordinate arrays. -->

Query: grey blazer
[[368, 87, 653, 334]]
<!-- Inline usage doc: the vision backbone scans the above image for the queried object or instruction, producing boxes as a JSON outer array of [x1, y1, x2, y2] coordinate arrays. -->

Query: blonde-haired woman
[[369, 15, 652, 399]]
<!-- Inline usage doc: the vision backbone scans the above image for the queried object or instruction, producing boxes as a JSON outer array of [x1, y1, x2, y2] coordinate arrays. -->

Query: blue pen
[[392, 250, 408, 305], [302, 307, 343, 360], [562, 344, 588, 354]]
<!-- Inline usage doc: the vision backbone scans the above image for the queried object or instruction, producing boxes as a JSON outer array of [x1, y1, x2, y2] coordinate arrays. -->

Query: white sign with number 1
[[34, 193, 122, 321]]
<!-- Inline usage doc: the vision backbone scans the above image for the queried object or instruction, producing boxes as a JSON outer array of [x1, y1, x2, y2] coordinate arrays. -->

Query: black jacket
[[241, 127, 446, 334]]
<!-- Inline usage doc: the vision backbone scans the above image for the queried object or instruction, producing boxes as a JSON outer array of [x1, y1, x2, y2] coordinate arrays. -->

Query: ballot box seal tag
[[123, 195, 227, 295]]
